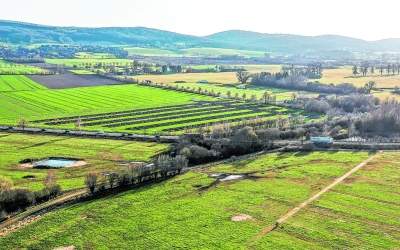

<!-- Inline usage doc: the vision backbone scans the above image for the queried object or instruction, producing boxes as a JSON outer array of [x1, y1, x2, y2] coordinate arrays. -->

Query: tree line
[[0, 171, 61, 221], [352, 63, 400, 77]]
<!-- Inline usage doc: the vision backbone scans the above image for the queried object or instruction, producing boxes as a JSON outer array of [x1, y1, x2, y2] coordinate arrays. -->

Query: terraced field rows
[[33, 100, 301, 134]]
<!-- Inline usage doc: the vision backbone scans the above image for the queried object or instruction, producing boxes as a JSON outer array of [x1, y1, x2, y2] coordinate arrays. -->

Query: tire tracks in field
[[249, 151, 381, 243]]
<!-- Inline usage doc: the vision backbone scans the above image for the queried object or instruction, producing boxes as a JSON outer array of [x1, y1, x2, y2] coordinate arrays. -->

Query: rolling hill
[[1, 20, 400, 54]]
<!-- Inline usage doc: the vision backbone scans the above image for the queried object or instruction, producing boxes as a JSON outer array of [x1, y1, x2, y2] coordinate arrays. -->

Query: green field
[[45, 58, 132, 67], [2, 151, 394, 249], [124, 47, 181, 57], [159, 82, 307, 101], [124, 47, 268, 58], [69, 69, 96, 75], [0, 133, 168, 191], [0, 60, 46, 75], [181, 47, 267, 57], [32, 101, 305, 134], [0, 75, 47, 92], [0, 84, 213, 123], [257, 152, 400, 249], [0, 82, 308, 135], [74, 52, 116, 59]]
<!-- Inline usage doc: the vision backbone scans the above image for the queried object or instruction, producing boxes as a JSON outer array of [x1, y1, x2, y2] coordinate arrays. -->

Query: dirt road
[[251, 152, 380, 241]]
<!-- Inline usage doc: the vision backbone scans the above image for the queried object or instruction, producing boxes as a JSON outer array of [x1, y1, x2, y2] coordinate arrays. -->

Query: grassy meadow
[[0, 133, 168, 191], [257, 152, 400, 249], [1, 151, 388, 249]]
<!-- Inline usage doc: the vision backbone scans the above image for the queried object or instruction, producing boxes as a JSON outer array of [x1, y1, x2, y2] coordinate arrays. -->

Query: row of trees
[[352, 64, 400, 77], [282, 64, 323, 79], [0, 45, 128, 59], [304, 94, 379, 114], [354, 101, 400, 136], [251, 72, 360, 95], [84, 155, 188, 194]]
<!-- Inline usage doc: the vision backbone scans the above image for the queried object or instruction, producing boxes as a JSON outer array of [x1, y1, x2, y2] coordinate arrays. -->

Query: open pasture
[[0, 75, 47, 92], [32, 100, 303, 134], [259, 152, 400, 249], [0, 60, 47, 75], [0, 133, 168, 191], [1, 151, 387, 249], [0, 84, 213, 123], [320, 66, 400, 88]]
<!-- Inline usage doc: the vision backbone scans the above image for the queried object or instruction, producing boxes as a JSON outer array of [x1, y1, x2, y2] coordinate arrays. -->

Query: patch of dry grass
[[319, 66, 400, 88]]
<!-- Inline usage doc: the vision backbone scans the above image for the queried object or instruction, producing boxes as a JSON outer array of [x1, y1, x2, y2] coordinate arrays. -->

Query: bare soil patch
[[53, 246, 76, 250], [28, 72, 125, 89], [231, 214, 253, 222]]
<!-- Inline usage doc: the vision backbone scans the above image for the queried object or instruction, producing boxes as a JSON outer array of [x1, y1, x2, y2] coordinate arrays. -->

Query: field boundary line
[[250, 151, 381, 242]]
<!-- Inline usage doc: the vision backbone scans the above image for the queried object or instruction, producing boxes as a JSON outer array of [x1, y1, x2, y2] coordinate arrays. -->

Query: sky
[[1, 0, 400, 41]]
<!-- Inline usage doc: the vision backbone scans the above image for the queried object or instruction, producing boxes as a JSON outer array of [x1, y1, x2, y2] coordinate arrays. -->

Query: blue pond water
[[33, 158, 77, 168]]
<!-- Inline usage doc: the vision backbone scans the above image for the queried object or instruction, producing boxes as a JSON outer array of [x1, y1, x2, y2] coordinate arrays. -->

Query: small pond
[[33, 158, 80, 169]]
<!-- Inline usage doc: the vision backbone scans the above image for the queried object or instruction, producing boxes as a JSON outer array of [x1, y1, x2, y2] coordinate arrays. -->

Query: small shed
[[310, 136, 333, 147]]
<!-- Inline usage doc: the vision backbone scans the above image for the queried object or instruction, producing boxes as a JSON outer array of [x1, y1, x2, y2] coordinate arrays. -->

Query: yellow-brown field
[[373, 91, 400, 101], [320, 66, 400, 88], [135, 65, 281, 84]]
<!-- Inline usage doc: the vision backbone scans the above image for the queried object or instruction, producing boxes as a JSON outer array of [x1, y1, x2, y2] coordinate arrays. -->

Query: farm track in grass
[[253, 152, 400, 249]]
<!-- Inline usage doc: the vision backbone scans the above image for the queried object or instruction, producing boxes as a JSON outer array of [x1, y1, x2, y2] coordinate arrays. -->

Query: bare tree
[[236, 70, 251, 84], [85, 172, 98, 194]]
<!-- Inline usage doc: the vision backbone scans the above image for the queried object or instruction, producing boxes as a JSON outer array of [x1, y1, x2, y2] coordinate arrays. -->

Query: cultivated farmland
[[0, 75, 47, 92], [0, 84, 213, 123], [32, 100, 306, 134], [27, 72, 123, 89], [134, 64, 281, 84], [0, 133, 168, 191], [3, 151, 394, 249]]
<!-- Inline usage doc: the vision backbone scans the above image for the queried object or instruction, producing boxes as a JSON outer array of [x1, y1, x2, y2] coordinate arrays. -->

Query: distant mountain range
[[1, 20, 400, 54]]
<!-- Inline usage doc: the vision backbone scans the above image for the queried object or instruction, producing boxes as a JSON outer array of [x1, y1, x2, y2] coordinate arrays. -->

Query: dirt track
[[251, 152, 381, 241], [0, 189, 87, 237]]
